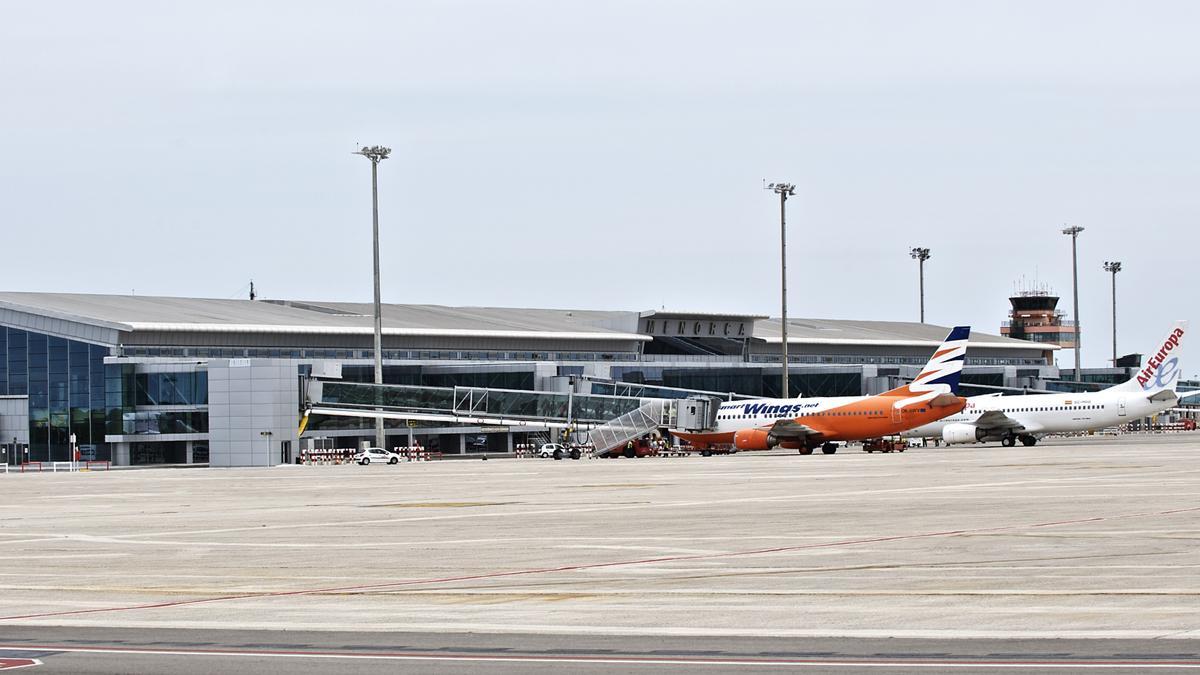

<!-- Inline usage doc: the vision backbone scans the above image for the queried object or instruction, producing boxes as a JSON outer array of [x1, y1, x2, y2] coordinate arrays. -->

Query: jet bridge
[[304, 380, 682, 451]]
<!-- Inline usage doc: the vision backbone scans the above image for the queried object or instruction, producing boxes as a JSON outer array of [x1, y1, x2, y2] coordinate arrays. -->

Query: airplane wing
[[971, 410, 1027, 433], [768, 418, 822, 440]]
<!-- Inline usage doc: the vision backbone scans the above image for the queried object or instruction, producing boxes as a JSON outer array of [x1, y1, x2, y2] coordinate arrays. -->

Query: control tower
[[1000, 284, 1077, 348]]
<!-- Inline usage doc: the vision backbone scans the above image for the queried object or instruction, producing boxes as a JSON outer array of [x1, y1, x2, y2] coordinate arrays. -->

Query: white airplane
[[903, 321, 1196, 447]]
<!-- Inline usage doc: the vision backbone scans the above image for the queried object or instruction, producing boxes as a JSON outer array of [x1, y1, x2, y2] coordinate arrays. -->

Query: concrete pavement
[[1, 432, 1198, 671]]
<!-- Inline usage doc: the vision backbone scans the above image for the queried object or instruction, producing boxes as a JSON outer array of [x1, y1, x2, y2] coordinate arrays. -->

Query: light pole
[[1062, 225, 1085, 382], [767, 182, 795, 398], [1103, 261, 1122, 364], [909, 247, 931, 323], [354, 144, 391, 450]]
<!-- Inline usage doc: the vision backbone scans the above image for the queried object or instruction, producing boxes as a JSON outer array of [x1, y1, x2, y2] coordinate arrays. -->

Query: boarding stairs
[[588, 399, 674, 457]]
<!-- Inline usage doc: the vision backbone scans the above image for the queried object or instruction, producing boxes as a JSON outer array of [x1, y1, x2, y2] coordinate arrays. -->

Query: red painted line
[[2, 505, 1198, 622], [0, 657, 41, 671], [1, 644, 1199, 669]]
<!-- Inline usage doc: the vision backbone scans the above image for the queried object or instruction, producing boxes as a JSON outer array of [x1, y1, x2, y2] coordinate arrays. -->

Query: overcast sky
[[2, 1, 1197, 372]]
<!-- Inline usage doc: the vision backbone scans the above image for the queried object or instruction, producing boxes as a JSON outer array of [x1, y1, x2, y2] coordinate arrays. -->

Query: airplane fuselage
[[674, 394, 964, 448], [902, 390, 1168, 442]]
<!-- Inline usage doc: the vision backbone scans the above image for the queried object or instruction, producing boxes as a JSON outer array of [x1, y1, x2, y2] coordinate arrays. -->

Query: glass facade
[[105, 366, 207, 438], [133, 372, 208, 406], [0, 328, 111, 461], [120, 346, 637, 362], [959, 373, 1006, 397], [609, 366, 862, 399], [116, 411, 209, 435], [340, 365, 535, 391]]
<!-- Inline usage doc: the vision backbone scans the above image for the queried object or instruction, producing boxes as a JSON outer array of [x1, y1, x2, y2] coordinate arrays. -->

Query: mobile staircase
[[587, 399, 674, 457]]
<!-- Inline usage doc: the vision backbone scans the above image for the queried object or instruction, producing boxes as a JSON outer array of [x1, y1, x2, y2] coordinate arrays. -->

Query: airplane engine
[[942, 423, 984, 445], [778, 440, 805, 450], [733, 428, 778, 451]]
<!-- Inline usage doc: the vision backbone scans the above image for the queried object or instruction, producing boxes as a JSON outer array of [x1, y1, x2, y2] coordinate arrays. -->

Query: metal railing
[[587, 400, 671, 456], [316, 381, 650, 425]]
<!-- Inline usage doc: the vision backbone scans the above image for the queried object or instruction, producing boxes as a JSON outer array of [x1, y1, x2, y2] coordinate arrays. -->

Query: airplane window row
[[972, 404, 1104, 414], [717, 408, 927, 420], [718, 411, 882, 420]]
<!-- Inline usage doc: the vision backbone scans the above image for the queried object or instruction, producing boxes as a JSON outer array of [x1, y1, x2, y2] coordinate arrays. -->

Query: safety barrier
[[395, 446, 442, 462], [1, 462, 52, 474], [1113, 422, 1198, 435], [513, 444, 599, 459], [84, 460, 111, 471], [300, 448, 450, 465], [51, 461, 79, 473], [301, 449, 357, 465]]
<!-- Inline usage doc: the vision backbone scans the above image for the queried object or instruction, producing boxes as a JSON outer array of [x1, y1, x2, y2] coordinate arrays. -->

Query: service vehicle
[[538, 443, 581, 460], [862, 437, 906, 453], [610, 437, 663, 458], [354, 447, 402, 465]]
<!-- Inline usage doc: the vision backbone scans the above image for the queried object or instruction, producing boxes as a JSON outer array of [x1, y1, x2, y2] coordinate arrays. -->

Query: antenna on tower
[[249, 280, 256, 301]]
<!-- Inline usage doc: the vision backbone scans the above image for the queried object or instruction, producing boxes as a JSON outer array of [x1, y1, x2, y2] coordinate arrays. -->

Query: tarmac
[[1, 432, 1198, 672]]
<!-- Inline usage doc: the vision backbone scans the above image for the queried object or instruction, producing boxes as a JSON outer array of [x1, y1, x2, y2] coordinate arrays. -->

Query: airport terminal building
[[0, 292, 1063, 467]]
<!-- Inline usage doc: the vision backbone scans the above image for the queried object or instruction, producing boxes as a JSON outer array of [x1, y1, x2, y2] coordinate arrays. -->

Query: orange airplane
[[672, 326, 970, 455]]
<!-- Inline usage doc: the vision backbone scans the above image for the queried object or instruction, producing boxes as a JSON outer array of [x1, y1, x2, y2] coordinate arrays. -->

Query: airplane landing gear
[[1019, 435, 1038, 447], [798, 446, 815, 455], [821, 442, 838, 454], [1000, 435, 1016, 448]]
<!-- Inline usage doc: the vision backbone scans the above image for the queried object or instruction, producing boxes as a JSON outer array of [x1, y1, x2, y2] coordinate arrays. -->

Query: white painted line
[[58, 467, 1200, 541], [0, 554, 130, 561], [552, 544, 727, 555], [0, 645, 1198, 670]]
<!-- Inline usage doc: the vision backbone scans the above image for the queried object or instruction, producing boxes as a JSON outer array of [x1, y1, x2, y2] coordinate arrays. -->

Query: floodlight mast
[[767, 182, 796, 398], [1062, 225, 1085, 383], [909, 247, 931, 323], [353, 145, 392, 450], [1103, 260, 1122, 364]]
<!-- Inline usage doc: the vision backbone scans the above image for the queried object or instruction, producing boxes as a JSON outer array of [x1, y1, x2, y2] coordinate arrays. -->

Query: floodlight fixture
[[768, 182, 796, 196], [353, 145, 392, 163]]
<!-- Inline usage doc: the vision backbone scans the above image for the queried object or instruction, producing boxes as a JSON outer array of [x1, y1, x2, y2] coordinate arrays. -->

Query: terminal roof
[[755, 318, 1055, 350], [0, 293, 648, 342], [0, 292, 1046, 350]]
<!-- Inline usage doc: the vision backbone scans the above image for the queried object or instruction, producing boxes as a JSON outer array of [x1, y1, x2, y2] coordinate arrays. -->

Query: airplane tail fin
[[885, 326, 971, 403], [1111, 320, 1188, 397]]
